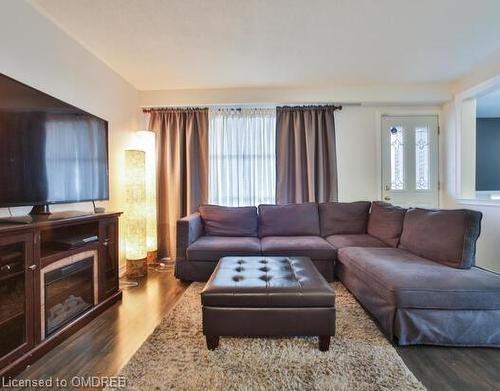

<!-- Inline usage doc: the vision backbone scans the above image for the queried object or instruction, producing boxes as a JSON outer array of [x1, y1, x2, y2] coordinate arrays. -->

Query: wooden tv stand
[[0, 212, 122, 379]]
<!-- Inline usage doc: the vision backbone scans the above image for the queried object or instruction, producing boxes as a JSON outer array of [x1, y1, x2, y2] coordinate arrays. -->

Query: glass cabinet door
[[0, 233, 34, 366], [100, 219, 119, 300]]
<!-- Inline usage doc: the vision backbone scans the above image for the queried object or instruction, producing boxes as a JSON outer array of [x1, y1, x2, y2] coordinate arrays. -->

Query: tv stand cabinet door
[[0, 233, 35, 370], [99, 218, 119, 301]]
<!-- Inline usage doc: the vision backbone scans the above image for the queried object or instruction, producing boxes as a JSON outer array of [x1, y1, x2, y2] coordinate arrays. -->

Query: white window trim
[[454, 72, 500, 204]]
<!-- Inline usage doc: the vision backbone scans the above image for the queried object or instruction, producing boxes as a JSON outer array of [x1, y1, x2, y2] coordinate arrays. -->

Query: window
[[415, 127, 430, 190], [476, 118, 500, 192], [390, 126, 404, 190], [208, 108, 276, 206]]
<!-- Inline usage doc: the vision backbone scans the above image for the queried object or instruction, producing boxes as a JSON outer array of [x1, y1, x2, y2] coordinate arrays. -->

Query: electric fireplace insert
[[43, 257, 94, 337]]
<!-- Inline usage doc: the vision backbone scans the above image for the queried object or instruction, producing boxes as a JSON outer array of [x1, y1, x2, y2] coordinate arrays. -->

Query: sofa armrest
[[176, 212, 204, 261]]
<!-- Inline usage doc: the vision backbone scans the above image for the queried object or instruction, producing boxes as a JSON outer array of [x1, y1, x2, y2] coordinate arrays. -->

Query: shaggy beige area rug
[[111, 282, 425, 391]]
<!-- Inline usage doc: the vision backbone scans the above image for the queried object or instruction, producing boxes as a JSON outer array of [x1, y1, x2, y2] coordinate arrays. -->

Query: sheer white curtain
[[209, 108, 276, 206]]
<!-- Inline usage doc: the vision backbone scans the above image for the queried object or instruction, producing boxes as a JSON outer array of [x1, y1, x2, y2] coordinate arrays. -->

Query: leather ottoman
[[201, 256, 336, 351]]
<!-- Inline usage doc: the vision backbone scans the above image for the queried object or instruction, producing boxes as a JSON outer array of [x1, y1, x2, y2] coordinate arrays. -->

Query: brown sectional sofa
[[176, 201, 500, 346]]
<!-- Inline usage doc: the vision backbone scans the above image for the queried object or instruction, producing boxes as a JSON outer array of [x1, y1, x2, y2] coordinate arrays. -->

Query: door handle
[[28, 264, 37, 271]]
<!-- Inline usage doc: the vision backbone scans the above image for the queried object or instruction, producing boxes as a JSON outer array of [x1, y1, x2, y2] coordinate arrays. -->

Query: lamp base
[[126, 258, 148, 278], [147, 250, 158, 264]]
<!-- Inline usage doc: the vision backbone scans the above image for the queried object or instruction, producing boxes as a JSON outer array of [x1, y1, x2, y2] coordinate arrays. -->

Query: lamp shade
[[135, 130, 157, 255], [125, 150, 147, 261]]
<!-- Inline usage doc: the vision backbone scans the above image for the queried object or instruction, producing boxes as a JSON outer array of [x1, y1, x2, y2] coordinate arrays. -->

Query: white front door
[[381, 115, 439, 208]]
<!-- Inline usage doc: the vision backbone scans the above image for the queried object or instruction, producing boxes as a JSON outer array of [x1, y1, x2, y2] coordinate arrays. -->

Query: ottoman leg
[[319, 336, 330, 351], [206, 336, 219, 350]]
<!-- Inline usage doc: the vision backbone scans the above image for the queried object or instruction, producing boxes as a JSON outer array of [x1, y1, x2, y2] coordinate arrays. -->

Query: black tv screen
[[0, 74, 109, 207]]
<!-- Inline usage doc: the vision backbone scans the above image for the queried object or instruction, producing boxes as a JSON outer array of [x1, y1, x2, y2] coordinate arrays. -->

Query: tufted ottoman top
[[201, 256, 335, 308]]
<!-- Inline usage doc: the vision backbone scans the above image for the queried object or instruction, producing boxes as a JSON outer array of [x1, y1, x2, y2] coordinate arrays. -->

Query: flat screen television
[[0, 73, 109, 216]]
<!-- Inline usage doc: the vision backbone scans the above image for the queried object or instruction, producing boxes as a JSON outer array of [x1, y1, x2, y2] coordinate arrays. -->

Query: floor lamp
[[125, 149, 148, 278], [135, 130, 158, 264]]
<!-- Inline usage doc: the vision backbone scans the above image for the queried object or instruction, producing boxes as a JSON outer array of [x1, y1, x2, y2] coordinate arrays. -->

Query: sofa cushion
[[399, 208, 482, 269], [261, 236, 336, 260], [258, 203, 320, 237], [326, 234, 387, 249], [187, 236, 261, 261], [367, 201, 406, 247], [338, 247, 500, 310], [319, 201, 371, 236], [199, 205, 258, 237]]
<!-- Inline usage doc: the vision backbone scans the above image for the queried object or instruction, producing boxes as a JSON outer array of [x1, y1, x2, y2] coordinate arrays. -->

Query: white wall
[[441, 99, 500, 272], [0, 0, 140, 265], [467, 205, 500, 272], [140, 83, 451, 108], [459, 99, 477, 199], [440, 46, 500, 272], [335, 107, 381, 202]]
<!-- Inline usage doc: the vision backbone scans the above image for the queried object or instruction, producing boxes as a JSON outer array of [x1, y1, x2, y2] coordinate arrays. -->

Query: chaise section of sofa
[[337, 207, 500, 346], [337, 246, 500, 346]]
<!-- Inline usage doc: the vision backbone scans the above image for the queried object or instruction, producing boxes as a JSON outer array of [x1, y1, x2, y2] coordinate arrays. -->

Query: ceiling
[[477, 88, 500, 118], [30, 0, 500, 91]]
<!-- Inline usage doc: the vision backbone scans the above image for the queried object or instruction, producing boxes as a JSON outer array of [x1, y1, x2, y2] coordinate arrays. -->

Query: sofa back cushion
[[258, 203, 320, 237], [399, 208, 482, 269], [367, 201, 406, 247], [319, 201, 371, 236], [199, 205, 258, 237]]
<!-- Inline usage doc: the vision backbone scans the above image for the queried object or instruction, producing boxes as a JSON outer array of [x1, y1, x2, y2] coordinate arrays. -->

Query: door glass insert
[[415, 127, 430, 190], [0, 242, 26, 358], [390, 126, 405, 190]]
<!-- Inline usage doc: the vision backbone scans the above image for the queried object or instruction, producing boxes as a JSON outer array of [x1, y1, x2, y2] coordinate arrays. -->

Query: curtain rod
[[142, 107, 208, 113], [142, 103, 349, 113], [278, 104, 342, 111]]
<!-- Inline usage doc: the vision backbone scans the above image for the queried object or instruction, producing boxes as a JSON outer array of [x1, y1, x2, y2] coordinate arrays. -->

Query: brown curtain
[[148, 108, 209, 259], [276, 105, 340, 204]]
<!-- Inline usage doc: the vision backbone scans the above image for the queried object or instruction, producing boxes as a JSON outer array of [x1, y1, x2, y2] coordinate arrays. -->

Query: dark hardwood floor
[[397, 345, 500, 391], [9, 269, 500, 391]]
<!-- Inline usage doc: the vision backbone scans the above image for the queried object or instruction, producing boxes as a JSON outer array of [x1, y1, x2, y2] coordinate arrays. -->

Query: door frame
[[375, 109, 442, 206]]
